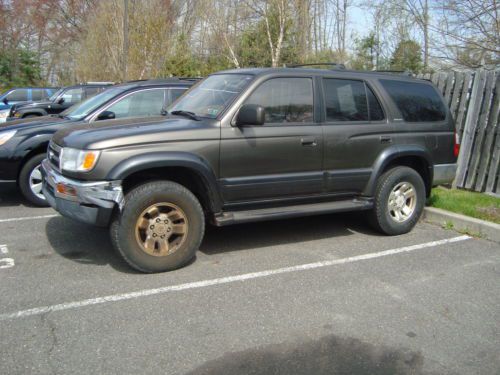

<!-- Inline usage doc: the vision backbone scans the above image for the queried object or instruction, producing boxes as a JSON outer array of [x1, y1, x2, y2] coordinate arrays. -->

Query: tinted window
[[6, 89, 28, 101], [105, 89, 165, 118], [61, 88, 84, 104], [245, 78, 314, 124], [31, 89, 45, 101], [380, 80, 446, 122], [367, 86, 385, 121], [323, 79, 368, 121]]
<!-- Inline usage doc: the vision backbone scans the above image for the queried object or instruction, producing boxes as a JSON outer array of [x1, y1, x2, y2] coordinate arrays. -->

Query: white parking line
[[0, 235, 471, 321], [0, 214, 58, 223], [0, 244, 14, 269]]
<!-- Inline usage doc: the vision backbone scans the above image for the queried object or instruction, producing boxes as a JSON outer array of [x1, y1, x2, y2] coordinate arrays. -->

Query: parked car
[[0, 87, 59, 122], [42, 66, 458, 273], [7, 82, 114, 120], [0, 78, 195, 206]]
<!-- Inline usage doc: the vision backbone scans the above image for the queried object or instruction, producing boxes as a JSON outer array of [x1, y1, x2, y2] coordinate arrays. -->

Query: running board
[[214, 198, 373, 226]]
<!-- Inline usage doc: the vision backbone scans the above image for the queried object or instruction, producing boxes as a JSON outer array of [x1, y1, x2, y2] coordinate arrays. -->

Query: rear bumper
[[433, 163, 457, 186], [41, 159, 123, 227]]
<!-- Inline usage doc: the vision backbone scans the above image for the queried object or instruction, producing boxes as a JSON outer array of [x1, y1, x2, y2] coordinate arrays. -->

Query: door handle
[[380, 135, 392, 144], [301, 137, 317, 147]]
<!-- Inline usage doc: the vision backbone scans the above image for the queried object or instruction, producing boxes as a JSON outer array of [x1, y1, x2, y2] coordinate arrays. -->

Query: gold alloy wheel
[[135, 202, 188, 256], [387, 181, 417, 223]]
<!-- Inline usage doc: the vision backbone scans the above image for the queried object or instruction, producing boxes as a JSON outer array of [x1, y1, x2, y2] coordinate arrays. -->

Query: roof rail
[[287, 63, 346, 70], [78, 81, 115, 85]]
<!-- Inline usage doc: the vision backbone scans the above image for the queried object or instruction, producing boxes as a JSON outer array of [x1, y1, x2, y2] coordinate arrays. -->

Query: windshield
[[168, 74, 253, 118], [49, 88, 64, 101], [60, 87, 126, 120]]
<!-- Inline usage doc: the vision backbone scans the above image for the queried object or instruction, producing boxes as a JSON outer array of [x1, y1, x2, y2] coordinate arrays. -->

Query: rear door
[[321, 77, 392, 194], [220, 76, 324, 204]]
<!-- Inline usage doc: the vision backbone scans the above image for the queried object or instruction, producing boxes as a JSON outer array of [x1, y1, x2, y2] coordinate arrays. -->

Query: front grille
[[48, 142, 61, 170]]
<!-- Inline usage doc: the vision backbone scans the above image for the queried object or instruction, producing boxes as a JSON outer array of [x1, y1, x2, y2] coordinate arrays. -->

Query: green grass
[[429, 187, 500, 224]]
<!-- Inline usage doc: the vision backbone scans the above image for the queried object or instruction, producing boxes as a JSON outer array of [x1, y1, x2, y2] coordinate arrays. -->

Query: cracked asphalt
[[0, 184, 499, 375]]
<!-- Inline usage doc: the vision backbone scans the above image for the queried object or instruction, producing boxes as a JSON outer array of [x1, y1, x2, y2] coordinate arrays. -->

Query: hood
[[53, 116, 218, 150], [13, 100, 51, 111], [0, 115, 69, 132]]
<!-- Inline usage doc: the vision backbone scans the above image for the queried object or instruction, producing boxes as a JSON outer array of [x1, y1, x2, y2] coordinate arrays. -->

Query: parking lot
[[0, 184, 499, 375]]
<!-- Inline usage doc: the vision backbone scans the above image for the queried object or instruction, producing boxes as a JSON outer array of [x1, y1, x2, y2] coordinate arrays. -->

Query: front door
[[220, 77, 324, 204]]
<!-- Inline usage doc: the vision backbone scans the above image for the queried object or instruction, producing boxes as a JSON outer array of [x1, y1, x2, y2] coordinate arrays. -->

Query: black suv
[[0, 79, 195, 206], [7, 82, 114, 120], [42, 68, 458, 273]]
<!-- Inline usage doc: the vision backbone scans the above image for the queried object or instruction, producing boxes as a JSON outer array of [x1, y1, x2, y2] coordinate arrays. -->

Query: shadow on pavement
[[45, 212, 383, 273], [186, 333, 430, 375], [200, 212, 382, 255], [45, 216, 138, 274], [0, 184, 25, 207]]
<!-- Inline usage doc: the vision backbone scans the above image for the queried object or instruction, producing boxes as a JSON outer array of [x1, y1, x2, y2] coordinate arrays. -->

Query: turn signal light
[[56, 183, 76, 196], [82, 152, 97, 170]]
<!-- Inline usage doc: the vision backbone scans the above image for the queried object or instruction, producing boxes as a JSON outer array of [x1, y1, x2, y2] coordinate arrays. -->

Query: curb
[[423, 207, 500, 243]]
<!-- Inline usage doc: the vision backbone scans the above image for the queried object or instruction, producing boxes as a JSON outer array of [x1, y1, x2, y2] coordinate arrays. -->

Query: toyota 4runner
[[41, 67, 459, 273]]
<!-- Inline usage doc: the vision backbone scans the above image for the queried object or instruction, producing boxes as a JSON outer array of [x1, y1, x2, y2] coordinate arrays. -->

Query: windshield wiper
[[169, 110, 201, 121]]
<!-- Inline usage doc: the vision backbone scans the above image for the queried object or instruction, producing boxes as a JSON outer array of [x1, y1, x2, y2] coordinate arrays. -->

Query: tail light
[[453, 131, 460, 158]]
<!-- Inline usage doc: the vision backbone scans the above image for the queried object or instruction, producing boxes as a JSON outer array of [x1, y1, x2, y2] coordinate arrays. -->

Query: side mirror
[[96, 110, 115, 121], [57, 97, 65, 105], [236, 104, 265, 126], [2, 98, 8, 105]]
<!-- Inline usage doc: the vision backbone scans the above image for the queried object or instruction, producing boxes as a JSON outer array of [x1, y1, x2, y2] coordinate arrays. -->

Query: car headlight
[[0, 130, 17, 146], [0, 110, 9, 119], [60, 148, 100, 172]]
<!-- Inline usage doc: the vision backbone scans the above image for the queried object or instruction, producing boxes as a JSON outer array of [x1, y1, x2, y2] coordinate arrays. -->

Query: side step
[[214, 198, 373, 226]]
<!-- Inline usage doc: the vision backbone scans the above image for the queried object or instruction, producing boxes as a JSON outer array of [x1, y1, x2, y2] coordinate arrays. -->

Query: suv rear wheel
[[19, 154, 49, 207], [110, 181, 205, 273], [369, 166, 425, 235]]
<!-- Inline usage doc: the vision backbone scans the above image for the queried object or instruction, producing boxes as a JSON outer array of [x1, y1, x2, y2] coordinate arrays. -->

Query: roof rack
[[374, 70, 414, 77], [287, 62, 346, 70], [79, 81, 115, 85]]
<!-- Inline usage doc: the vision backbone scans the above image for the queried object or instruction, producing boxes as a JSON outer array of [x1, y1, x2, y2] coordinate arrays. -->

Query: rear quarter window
[[380, 79, 447, 122]]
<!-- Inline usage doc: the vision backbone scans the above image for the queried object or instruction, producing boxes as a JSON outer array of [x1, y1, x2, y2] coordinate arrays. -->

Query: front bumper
[[433, 163, 457, 186], [41, 159, 123, 227]]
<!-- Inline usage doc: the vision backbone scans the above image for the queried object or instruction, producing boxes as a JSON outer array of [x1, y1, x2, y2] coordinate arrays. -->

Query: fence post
[[455, 69, 487, 188]]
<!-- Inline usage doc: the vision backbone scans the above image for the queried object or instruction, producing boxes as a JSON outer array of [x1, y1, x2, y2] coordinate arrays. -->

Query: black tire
[[369, 166, 425, 235], [110, 181, 205, 273], [19, 154, 49, 207]]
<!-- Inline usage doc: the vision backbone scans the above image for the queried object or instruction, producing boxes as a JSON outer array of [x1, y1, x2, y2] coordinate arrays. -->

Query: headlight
[[0, 110, 9, 119], [60, 148, 100, 172], [0, 130, 17, 146]]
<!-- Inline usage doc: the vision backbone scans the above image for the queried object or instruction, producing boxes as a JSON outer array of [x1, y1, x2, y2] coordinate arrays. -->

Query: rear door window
[[6, 89, 29, 101], [31, 89, 45, 101], [244, 77, 314, 124], [380, 80, 446, 122], [323, 79, 368, 121]]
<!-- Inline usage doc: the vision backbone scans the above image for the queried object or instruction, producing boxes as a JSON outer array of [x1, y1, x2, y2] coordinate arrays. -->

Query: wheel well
[[121, 167, 214, 214], [17, 145, 49, 179], [382, 156, 432, 196]]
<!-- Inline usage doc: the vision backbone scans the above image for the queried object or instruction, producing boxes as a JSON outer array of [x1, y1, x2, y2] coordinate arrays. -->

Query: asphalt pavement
[[0, 184, 499, 375]]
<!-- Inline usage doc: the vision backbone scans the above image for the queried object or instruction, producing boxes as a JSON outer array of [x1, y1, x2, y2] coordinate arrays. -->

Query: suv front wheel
[[110, 181, 205, 273], [370, 166, 425, 235]]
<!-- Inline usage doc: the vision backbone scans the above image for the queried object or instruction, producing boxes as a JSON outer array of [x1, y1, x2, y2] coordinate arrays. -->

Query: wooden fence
[[418, 70, 499, 194]]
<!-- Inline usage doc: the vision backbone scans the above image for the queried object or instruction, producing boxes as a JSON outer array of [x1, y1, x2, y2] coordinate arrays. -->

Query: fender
[[363, 144, 434, 197], [107, 151, 222, 213], [18, 108, 48, 117], [15, 134, 52, 159]]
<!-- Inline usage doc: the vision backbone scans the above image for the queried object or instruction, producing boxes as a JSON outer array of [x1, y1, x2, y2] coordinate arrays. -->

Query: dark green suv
[[42, 67, 458, 273]]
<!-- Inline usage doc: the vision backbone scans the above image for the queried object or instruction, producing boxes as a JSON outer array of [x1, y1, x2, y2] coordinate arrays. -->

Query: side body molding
[[107, 151, 223, 213], [363, 145, 434, 197]]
